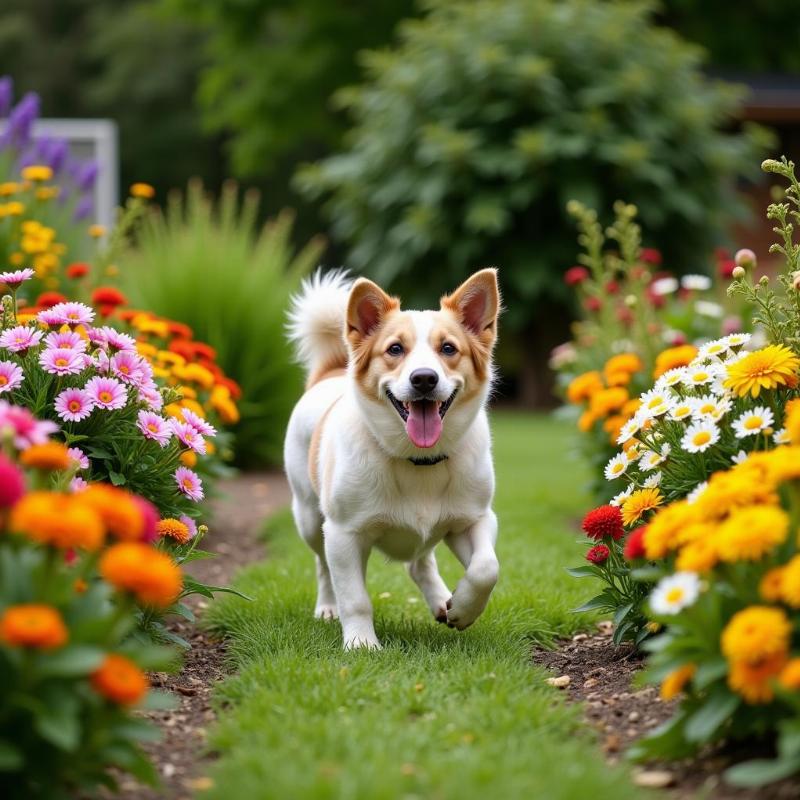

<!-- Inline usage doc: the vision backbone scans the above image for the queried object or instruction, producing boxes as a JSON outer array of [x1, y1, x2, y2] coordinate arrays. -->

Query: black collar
[[408, 454, 449, 466]]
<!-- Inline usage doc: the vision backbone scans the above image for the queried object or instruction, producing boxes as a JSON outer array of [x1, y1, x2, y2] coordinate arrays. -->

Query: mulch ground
[[112, 472, 290, 800], [533, 624, 800, 799]]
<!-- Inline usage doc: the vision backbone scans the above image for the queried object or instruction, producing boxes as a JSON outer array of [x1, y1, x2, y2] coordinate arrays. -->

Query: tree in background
[[297, 0, 772, 404]]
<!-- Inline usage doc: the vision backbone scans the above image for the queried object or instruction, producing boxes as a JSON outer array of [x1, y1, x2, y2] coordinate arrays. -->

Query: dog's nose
[[410, 368, 439, 393]]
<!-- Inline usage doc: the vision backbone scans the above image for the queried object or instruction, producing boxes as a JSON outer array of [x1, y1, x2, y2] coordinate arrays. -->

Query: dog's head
[[345, 269, 500, 453]]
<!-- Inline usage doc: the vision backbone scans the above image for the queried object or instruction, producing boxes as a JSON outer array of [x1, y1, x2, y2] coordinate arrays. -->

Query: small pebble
[[546, 675, 571, 689], [633, 770, 675, 788], [628, 711, 640, 723]]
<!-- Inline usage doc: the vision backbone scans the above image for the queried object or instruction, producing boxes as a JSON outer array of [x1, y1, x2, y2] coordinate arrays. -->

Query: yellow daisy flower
[[723, 344, 800, 397], [621, 487, 663, 527]]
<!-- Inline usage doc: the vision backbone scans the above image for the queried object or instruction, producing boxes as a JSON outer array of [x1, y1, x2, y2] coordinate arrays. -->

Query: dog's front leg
[[444, 511, 499, 630], [323, 521, 380, 650]]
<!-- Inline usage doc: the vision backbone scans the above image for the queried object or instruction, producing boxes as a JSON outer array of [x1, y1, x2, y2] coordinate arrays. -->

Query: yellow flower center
[[692, 372, 709, 382], [147, 423, 158, 433], [648, 397, 663, 409], [182, 479, 193, 489], [744, 416, 763, 430], [612, 462, 624, 475], [55, 357, 68, 367], [700, 403, 715, 414], [68, 400, 81, 412], [666, 587, 685, 604], [99, 391, 112, 403], [675, 405, 690, 416], [693, 431, 712, 446], [0, 376, 7, 386]]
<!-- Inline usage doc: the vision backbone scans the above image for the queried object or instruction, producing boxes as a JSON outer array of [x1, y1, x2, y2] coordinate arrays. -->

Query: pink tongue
[[406, 400, 442, 448]]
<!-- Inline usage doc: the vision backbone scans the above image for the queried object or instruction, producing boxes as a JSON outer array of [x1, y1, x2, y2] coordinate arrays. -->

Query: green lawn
[[201, 413, 647, 799]]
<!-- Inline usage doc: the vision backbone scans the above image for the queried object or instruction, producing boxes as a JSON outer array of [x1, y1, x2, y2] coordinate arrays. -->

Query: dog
[[284, 268, 500, 649]]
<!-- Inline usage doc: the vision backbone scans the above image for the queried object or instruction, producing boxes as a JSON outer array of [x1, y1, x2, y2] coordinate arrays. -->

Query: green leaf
[[37, 646, 105, 678], [87, 446, 113, 460], [34, 695, 81, 752], [612, 602, 634, 627], [693, 658, 728, 690], [565, 565, 600, 579], [0, 741, 23, 771], [684, 689, 739, 743], [725, 757, 800, 787], [109, 470, 127, 486]]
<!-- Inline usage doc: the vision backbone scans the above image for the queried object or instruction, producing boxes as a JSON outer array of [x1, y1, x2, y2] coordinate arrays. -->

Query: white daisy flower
[[682, 364, 720, 388], [650, 572, 701, 615], [639, 388, 672, 418], [681, 421, 720, 453], [695, 300, 724, 319], [609, 485, 634, 507], [709, 374, 729, 396], [643, 471, 662, 488], [774, 428, 791, 445], [660, 442, 672, 457], [722, 332, 751, 349], [655, 367, 686, 390], [604, 452, 630, 481], [639, 449, 666, 471], [681, 274, 712, 291], [731, 449, 748, 464], [696, 339, 729, 362], [616, 417, 641, 445], [732, 406, 775, 438], [669, 399, 694, 421], [651, 277, 679, 296], [692, 395, 731, 422], [687, 481, 708, 505]]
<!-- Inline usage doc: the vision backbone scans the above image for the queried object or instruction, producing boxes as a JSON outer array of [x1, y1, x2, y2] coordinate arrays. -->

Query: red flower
[[718, 259, 736, 279], [669, 332, 688, 346], [624, 526, 647, 560], [215, 376, 242, 400], [65, 262, 90, 279], [584, 296, 602, 313], [167, 321, 193, 340], [564, 266, 590, 286], [0, 454, 24, 508], [582, 505, 624, 541], [91, 287, 128, 309], [36, 291, 67, 309], [616, 306, 633, 325], [640, 248, 662, 265], [586, 544, 610, 564], [605, 280, 619, 295]]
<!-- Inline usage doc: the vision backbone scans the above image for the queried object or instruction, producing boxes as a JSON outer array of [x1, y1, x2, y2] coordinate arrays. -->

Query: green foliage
[[203, 414, 648, 799], [118, 181, 324, 466], [298, 0, 771, 332]]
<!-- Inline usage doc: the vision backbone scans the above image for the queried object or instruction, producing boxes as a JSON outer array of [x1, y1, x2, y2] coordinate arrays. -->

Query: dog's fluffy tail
[[286, 268, 353, 384]]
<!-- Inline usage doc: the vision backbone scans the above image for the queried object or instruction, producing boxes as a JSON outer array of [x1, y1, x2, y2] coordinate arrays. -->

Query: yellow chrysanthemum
[[723, 345, 800, 398], [660, 663, 696, 701], [693, 469, 777, 523], [779, 658, 800, 690], [604, 352, 643, 376], [785, 398, 800, 444], [760, 568, 786, 602], [566, 371, 604, 404], [643, 500, 695, 558], [715, 505, 789, 562], [604, 371, 630, 387], [728, 653, 786, 704], [589, 387, 629, 418], [676, 537, 719, 573], [751, 445, 800, 485], [779, 555, 800, 608], [721, 606, 791, 665], [577, 410, 596, 432], [653, 345, 697, 378], [621, 488, 663, 527]]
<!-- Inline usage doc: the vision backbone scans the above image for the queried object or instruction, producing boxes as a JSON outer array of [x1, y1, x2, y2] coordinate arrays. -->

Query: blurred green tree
[[296, 0, 772, 403]]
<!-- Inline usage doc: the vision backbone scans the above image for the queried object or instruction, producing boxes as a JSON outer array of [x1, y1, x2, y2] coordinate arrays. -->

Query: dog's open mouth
[[386, 388, 457, 449]]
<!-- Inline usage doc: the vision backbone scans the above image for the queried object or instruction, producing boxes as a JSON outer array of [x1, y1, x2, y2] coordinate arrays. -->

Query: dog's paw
[[343, 633, 382, 651], [445, 592, 488, 631], [314, 604, 339, 621]]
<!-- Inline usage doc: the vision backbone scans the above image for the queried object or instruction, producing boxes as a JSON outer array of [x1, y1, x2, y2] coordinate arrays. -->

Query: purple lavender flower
[[0, 77, 13, 117], [75, 161, 99, 191], [1, 92, 40, 149], [74, 195, 94, 221]]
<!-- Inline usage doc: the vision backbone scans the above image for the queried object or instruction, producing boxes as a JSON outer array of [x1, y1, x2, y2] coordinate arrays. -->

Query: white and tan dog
[[284, 268, 500, 649]]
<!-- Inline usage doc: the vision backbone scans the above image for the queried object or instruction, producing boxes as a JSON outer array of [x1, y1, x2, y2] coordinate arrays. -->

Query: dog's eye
[[441, 342, 458, 356], [386, 343, 404, 357]]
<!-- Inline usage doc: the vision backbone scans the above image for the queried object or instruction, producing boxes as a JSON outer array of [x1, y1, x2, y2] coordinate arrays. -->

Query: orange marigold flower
[[157, 517, 191, 544], [604, 352, 643, 376], [653, 345, 697, 378], [80, 484, 144, 541], [100, 542, 182, 607], [1, 604, 68, 649], [91, 654, 149, 706], [728, 653, 787, 704], [21, 165, 53, 182], [19, 442, 72, 471], [566, 371, 604, 404], [660, 663, 696, 701], [760, 568, 785, 602], [129, 182, 155, 199], [180, 450, 198, 468], [10, 491, 105, 550], [779, 658, 800, 690]]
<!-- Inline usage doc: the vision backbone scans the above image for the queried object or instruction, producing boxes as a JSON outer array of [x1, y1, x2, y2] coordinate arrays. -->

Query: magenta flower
[[137, 410, 172, 447], [0, 401, 58, 448], [180, 514, 198, 539], [67, 446, 90, 470], [44, 330, 86, 352], [99, 327, 137, 352], [138, 383, 163, 410], [0, 453, 25, 508], [55, 388, 94, 422], [85, 376, 127, 410], [170, 419, 207, 454], [0, 325, 43, 353], [70, 476, 88, 493], [39, 347, 85, 376], [111, 350, 144, 385], [37, 308, 65, 327], [0, 268, 35, 287], [48, 301, 95, 326], [0, 360, 24, 394], [175, 466, 204, 501], [181, 408, 217, 438]]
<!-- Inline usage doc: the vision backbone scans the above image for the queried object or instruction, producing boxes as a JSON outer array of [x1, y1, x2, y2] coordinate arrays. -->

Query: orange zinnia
[[100, 542, 182, 608], [0, 604, 68, 649], [156, 518, 191, 544], [19, 442, 72, 471], [10, 491, 105, 550], [80, 484, 144, 541], [91, 654, 149, 705]]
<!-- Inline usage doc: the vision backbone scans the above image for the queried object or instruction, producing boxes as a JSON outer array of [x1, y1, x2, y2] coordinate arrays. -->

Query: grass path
[[202, 414, 647, 799]]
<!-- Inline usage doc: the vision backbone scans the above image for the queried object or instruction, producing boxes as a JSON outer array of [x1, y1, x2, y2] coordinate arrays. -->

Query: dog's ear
[[346, 278, 399, 347], [442, 268, 500, 341]]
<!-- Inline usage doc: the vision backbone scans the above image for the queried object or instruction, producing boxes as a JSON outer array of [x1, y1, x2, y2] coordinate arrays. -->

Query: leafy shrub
[[118, 181, 324, 466], [297, 0, 770, 398]]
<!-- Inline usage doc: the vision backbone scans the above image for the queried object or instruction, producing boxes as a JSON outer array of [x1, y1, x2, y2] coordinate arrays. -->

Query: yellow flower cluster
[[566, 352, 643, 443]]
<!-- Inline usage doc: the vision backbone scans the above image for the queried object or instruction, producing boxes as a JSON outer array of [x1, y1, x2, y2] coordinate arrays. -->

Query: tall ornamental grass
[[119, 181, 324, 466]]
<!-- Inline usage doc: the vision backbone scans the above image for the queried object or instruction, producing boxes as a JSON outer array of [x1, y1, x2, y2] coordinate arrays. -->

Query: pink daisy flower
[[0, 401, 58, 448], [67, 446, 90, 470], [138, 383, 164, 411], [170, 419, 207, 454], [85, 376, 127, 410], [137, 410, 172, 447], [0, 325, 43, 353], [55, 388, 94, 422], [0, 268, 35, 287], [48, 301, 95, 326], [39, 347, 85, 376], [100, 327, 137, 352], [180, 515, 198, 539], [44, 330, 87, 352], [37, 308, 65, 327], [111, 350, 145, 385], [70, 476, 88, 493], [175, 466, 204, 501], [181, 408, 217, 438], [0, 361, 24, 394]]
